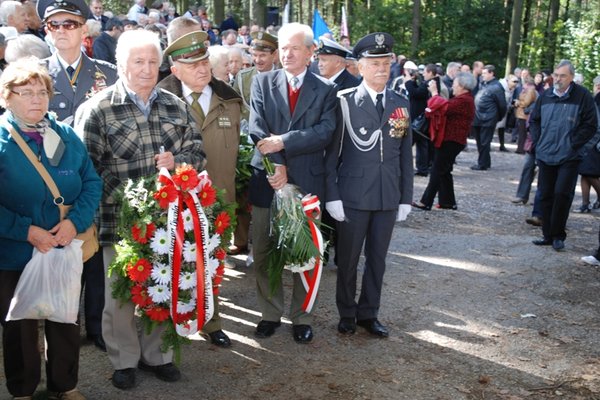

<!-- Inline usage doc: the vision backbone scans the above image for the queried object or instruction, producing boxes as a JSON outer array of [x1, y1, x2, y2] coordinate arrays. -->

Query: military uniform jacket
[[45, 52, 117, 124], [232, 66, 258, 121], [158, 74, 243, 203], [248, 69, 338, 208], [333, 69, 361, 91], [325, 83, 414, 211]]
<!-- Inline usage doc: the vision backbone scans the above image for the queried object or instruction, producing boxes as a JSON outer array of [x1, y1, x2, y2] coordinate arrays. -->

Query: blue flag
[[312, 9, 331, 42]]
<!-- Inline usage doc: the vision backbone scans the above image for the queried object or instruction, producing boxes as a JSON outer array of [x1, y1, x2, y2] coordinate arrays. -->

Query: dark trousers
[[473, 125, 495, 169], [516, 119, 528, 153], [414, 134, 433, 175], [81, 250, 104, 336], [335, 208, 396, 321], [321, 209, 338, 265], [0, 270, 80, 396], [516, 152, 537, 202], [420, 141, 465, 207], [537, 159, 580, 241]]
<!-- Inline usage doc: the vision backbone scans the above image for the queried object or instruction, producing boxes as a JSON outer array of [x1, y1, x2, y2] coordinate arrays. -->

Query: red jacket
[[426, 95, 448, 148]]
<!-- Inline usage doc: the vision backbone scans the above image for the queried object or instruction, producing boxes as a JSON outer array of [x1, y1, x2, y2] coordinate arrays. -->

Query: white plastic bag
[[6, 239, 84, 324]]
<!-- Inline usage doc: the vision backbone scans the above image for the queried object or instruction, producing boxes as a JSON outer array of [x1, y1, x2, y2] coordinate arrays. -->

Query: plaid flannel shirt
[[74, 80, 206, 245]]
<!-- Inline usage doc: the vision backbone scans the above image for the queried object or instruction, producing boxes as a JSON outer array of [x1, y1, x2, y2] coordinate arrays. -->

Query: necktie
[[290, 76, 299, 92], [66, 66, 75, 79], [190, 92, 205, 120], [376, 93, 384, 118]]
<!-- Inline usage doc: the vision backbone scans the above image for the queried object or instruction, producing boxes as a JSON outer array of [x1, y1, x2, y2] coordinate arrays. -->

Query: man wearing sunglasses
[[37, 0, 117, 125], [37, 0, 117, 355]]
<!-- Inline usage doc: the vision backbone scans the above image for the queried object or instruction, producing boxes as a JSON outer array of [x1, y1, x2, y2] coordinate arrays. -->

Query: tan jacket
[[158, 75, 242, 203], [515, 88, 537, 120]]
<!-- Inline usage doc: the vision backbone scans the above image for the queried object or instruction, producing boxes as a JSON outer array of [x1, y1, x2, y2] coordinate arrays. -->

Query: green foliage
[[102, 0, 129, 16], [560, 18, 600, 87]]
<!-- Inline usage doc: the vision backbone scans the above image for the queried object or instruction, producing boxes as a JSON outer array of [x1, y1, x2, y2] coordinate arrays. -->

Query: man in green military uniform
[[159, 27, 243, 348]]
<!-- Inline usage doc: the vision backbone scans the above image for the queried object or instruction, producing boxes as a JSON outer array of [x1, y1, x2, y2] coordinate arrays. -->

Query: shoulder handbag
[[10, 126, 99, 262], [411, 112, 430, 139]]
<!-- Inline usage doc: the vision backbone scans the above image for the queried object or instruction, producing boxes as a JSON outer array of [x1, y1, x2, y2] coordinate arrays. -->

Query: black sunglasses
[[46, 20, 83, 32]]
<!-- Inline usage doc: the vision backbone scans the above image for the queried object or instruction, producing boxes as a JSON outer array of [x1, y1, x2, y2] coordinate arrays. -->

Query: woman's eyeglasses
[[11, 90, 51, 99], [46, 20, 83, 32]]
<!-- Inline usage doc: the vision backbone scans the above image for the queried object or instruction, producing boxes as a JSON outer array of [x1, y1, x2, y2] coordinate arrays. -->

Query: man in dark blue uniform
[[38, 0, 118, 352], [325, 32, 413, 338]]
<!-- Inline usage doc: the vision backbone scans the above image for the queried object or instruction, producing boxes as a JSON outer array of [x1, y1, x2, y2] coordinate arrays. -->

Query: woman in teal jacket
[[0, 58, 102, 400]]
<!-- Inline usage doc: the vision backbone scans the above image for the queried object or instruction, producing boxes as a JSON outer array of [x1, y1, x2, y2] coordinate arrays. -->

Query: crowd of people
[[0, 0, 599, 399]]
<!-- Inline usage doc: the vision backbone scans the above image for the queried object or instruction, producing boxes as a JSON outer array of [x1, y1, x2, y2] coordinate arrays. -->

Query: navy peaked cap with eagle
[[352, 32, 394, 59]]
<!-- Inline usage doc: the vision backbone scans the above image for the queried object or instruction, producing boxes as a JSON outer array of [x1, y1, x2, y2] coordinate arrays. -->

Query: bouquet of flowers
[[109, 165, 236, 361], [263, 157, 325, 313]]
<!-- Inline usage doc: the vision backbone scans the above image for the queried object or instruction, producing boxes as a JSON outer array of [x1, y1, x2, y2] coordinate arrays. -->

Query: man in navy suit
[[325, 32, 413, 338], [248, 22, 338, 344], [315, 36, 360, 266], [88, 0, 108, 30]]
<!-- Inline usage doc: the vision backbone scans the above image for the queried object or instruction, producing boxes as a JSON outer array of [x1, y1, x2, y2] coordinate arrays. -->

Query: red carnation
[[127, 258, 152, 282], [146, 306, 170, 322], [131, 284, 152, 307], [173, 311, 194, 324], [214, 212, 231, 235], [214, 247, 226, 261], [131, 222, 156, 244], [199, 184, 217, 207], [153, 184, 178, 208], [173, 165, 200, 191]]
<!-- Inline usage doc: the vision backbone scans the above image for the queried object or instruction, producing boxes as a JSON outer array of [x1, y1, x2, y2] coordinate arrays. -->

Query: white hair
[[5, 35, 51, 63], [115, 30, 163, 69], [0, 1, 23, 26], [208, 45, 230, 69], [277, 23, 313, 49]]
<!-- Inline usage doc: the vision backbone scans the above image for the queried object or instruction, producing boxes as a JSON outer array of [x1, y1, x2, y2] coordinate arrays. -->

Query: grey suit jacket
[[325, 83, 413, 210], [45, 52, 117, 123], [248, 69, 338, 207]]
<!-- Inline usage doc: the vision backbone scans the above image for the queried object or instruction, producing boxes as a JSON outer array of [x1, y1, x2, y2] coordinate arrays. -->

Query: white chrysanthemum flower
[[207, 234, 220, 253], [179, 271, 197, 290], [151, 263, 171, 285], [183, 241, 197, 262], [177, 300, 196, 314], [208, 257, 219, 278], [181, 208, 194, 232], [148, 285, 170, 303], [150, 228, 170, 255]]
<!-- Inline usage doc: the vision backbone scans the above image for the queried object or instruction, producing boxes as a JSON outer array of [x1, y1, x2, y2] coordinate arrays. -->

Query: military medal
[[388, 107, 409, 138]]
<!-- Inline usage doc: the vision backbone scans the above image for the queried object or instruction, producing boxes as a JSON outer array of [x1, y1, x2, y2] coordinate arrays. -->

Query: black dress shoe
[[357, 319, 389, 338], [87, 333, 107, 352], [337, 318, 356, 334], [470, 164, 488, 171], [138, 361, 181, 382], [412, 201, 431, 211], [532, 238, 552, 246], [292, 324, 313, 343], [552, 239, 565, 251], [255, 320, 281, 338], [112, 368, 136, 389], [207, 330, 231, 347]]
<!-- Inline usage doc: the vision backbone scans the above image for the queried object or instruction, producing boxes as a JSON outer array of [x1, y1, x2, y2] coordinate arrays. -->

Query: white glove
[[396, 204, 411, 222], [326, 200, 346, 222]]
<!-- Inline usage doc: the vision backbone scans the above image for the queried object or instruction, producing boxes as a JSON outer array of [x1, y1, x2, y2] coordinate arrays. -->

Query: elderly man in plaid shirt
[[74, 29, 205, 390]]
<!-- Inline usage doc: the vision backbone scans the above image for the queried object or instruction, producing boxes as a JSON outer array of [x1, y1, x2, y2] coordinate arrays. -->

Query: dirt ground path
[[2, 139, 600, 400]]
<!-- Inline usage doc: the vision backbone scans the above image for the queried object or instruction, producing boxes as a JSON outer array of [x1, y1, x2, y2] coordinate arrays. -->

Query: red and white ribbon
[[158, 168, 214, 336], [299, 194, 324, 313]]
